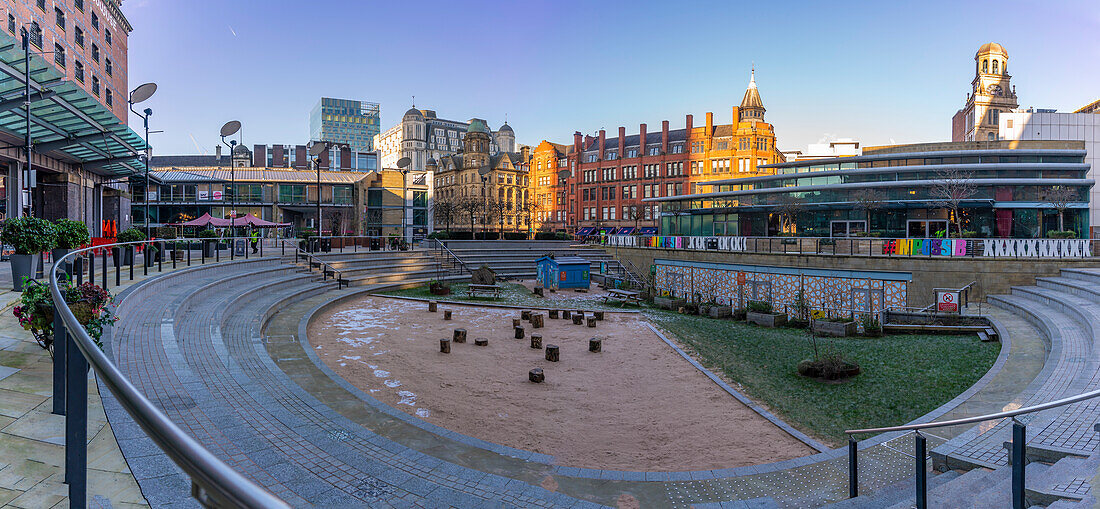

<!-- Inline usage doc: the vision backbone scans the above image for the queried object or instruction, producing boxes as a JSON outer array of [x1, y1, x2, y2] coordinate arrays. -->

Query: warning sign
[[936, 291, 960, 313], [737, 272, 746, 285]]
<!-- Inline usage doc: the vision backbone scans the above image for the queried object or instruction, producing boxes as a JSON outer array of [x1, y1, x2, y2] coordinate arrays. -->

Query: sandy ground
[[307, 296, 814, 471], [515, 279, 610, 302]]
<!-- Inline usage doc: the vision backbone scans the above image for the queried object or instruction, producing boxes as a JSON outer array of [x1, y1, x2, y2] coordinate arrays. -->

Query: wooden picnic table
[[466, 283, 503, 299], [604, 288, 641, 306]]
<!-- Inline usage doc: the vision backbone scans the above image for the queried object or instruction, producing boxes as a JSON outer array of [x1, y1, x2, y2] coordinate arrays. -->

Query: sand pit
[[307, 296, 814, 471]]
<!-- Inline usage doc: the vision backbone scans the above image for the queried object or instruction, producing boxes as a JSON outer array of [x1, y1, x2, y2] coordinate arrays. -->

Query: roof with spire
[[740, 68, 764, 111]]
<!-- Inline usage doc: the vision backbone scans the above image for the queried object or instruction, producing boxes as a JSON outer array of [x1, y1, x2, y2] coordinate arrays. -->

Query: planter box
[[708, 306, 733, 319], [654, 296, 686, 310], [814, 320, 858, 337], [747, 311, 787, 328]]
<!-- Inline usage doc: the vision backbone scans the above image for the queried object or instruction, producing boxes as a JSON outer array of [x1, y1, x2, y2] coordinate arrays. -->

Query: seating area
[[433, 239, 625, 280]]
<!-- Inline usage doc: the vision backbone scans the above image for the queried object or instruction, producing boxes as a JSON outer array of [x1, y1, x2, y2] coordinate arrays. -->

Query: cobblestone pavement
[[98, 255, 1042, 508]]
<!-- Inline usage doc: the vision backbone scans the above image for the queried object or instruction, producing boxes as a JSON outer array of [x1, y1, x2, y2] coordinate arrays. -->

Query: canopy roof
[[0, 32, 147, 177], [174, 212, 289, 228]]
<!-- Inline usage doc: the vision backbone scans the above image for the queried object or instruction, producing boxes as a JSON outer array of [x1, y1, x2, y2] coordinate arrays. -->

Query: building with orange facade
[[527, 69, 784, 234]]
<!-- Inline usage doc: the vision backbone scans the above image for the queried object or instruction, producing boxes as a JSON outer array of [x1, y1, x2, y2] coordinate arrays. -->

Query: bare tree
[[517, 196, 540, 239], [432, 195, 457, 234], [774, 195, 805, 234], [623, 204, 642, 230], [853, 190, 886, 234], [930, 169, 977, 238], [486, 196, 510, 238], [456, 195, 484, 238], [1042, 185, 1078, 234]]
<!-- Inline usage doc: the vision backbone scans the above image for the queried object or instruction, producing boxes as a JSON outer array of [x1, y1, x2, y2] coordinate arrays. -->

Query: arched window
[[992, 60, 999, 74], [982, 59, 988, 73], [987, 132, 995, 141]]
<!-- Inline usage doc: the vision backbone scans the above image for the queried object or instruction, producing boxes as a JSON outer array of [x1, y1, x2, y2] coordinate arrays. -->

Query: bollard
[[529, 368, 545, 383], [530, 334, 543, 349], [514, 326, 524, 339], [429, 301, 438, 312], [444, 309, 452, 320], [549, 309, 559, 319], [545, 344, 560, 362], [587, 317, 596, 328], [589, 338, 602, 352], [474, 338, 488, 346], [453, 329, 467, 343], [440, 338, 451, 353]]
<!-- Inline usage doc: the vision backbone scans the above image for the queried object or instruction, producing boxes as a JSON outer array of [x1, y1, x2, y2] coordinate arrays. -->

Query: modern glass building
[[310, 97, 381, 152], [649, 141, 1092, 239]]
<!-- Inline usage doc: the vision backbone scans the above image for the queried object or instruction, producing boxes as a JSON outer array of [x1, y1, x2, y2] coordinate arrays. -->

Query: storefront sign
[[212, 190, 223, 200], [936, 291, 959, 313], [198, 190, 209, 200], [882, 238, 967, 257]]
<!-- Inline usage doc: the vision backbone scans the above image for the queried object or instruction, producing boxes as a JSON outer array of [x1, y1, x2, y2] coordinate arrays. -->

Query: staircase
[[431, 240, 618, 280], [829, 267, 1100, 508]]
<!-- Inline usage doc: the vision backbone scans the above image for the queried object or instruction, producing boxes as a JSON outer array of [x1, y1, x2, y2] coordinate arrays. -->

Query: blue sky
[[124, 0, 1100, 156]]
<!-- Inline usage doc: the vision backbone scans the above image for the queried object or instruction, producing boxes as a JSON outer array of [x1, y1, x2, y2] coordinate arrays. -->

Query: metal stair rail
[[845, 387, 1100, 509], [49, 239, 290, 508], [433, 238, 470, 275], [282, 239, 350, 289]]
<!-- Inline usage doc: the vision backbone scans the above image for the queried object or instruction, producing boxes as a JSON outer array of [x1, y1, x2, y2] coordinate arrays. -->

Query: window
[[54, 43, 65, 67], [91, 76, 99, 96], [91, 43, 99, 62], [75, 25, 84, 47], [625, 148, 637, 158], [105, 58, 112, 76], [28, 22, 43, 48], [8, 14, 14, 34], [104, 27, 111, 45], [691, 141, 704, 153], [648, 146, 660, 156], [75, 0, 84, 11], [981, 59, 988, 73], [105, 88, 112, 106], [55, 7, 65, 30], [670, 143, 683, 154], [91, 11, 99, 30], [74, 60, 83, 82], [992, 59, 998, 74], [987, 132, 995, 141], [37, 0, 45, 10]]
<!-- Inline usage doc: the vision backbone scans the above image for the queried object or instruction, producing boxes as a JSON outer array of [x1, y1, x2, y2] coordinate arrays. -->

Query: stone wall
[[603, 246, 1100, 307]]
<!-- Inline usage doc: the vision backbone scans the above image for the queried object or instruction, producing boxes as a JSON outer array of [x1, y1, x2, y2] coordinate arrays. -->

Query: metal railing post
[[89, 252, 95, 287], [1012, 420, 1026, 509], [172, 243, 177, 270], [158, 243, 163, 272], [216, 242, 220, 263], [848, 437, 858, 498], [915, 432, 927, 509], [52, 300, 66, 415], [114, 249, 120, 287], [63, 330, 88, 503], [143, 244, 148, 277], [129, 247, 134, 281]]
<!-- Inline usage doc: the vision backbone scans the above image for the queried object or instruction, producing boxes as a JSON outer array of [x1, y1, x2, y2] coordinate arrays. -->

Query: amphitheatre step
[[1025, 452, 1097, 506], [1036, 276, 1100, 302], [1009, 286, 1100, 337], [1058, 268, 1100, 286], [823, 470, 961, 509]]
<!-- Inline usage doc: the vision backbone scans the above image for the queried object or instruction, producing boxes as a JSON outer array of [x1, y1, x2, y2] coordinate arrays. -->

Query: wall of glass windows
[[651, 144, 1092, 239]]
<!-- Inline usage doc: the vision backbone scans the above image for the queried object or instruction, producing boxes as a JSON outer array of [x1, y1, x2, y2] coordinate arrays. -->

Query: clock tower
[[952, 42, 1018, 142]]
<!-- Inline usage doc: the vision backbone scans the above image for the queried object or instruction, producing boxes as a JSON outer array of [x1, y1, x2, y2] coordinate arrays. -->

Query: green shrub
[[797, 352, 861, 380], [961, 230, 978, 238], [297, 228, 316, 239], [861, 313, 883, 336], [1, 217, 57, 254], [733, 308, 747, 320], [427, 231, 450, 239], [154, 226, 177, 239], [116, 228, 146, 244], [747, 300, 772, 314], [197, 229, 218, 239], [53, 219, 90, 249], [1047, 230, 1077, 239]]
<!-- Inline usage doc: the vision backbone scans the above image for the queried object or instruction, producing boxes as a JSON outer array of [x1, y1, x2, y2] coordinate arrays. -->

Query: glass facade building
[[310, 97, 381, 152], [650, 141, 1093, 239]]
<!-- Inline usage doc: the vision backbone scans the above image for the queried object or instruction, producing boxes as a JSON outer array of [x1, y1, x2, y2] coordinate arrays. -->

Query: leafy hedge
[[54, 219, 91, 249], [1, 217, 57, 254]]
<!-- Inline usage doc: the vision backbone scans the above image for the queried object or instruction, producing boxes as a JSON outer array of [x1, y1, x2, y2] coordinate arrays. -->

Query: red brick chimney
[[618, 126, 625, 156], [662, 120, 669, 152], [598, 130, 606, 158], [639, 123, 647, 156], [733, 106, 740, 124], [686, 114, 693, 133], [705, 112, 714, 151], [574, 131, 583, 153]]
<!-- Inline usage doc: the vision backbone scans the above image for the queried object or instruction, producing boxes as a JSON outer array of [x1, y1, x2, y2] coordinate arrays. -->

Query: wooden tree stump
[[561, 310, 571, 319], [521, 310, 532, 321], [444, 309, 453, 320], [545, 344, 560, 362], [548, 309, 559, 319], [530, 334, 543, 349], [428, 301, 438, 312], [589, 338, 602, 353], [572, 314, 584, 325], [586, 317, 596, 328], [453, 329, 467, 343], [594, 311, 605, 321], [529, 368, 545, 383], [531, 313, 544, 329], [474, 337, 488, 346], [534, 287, 544, 297], [512, 318, 522, 328], [440, 338, 451, 353], [514, 326, 525, 339], [575, 310, 585, 319]]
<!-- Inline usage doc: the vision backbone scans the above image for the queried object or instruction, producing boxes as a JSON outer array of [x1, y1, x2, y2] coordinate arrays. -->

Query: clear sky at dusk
[[124, 0, 1100, 156]]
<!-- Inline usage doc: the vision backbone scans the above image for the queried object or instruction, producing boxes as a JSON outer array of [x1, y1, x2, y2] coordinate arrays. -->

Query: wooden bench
[[603, 288, 641, 306], [466, 284, 503, 299]]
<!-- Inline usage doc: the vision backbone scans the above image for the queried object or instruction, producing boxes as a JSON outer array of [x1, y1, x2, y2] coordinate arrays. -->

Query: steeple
[[739, 66, 765, 121]]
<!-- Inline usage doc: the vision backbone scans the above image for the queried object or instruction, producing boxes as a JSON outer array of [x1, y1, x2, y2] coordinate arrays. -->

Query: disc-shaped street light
[[129, 82, 158, 105], [129, 82, 158, 236], [220, 121, 242, 246]]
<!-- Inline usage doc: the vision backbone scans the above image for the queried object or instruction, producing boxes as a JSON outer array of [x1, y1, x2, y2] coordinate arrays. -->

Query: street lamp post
[[395, 156, 411, 243], [129, 83, 157, 237], [219, 121, 242, 246], [308, 142, 332, 238]]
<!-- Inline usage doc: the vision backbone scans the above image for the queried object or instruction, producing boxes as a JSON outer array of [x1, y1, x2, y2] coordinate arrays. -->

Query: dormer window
[[992, 60, 999, 74], [982, 59, 988, 73]]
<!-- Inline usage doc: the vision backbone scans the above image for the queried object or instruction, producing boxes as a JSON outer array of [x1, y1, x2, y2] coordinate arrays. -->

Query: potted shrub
[[13, 278, 117, 350], [115, 228, 145, 265], [170, 241, 187, 261], [1, 216, 57, 291], [861, 313, 883, 337], [428, 279, 451, 296], [1048, 230, 1077, 239], [53, 219, 90, 266], [732, 307, 747, 321], [144, 243, 159, 267], [746, 300, 787, 327], [813, 316, 858, 337], [198, 229, 218, 257]]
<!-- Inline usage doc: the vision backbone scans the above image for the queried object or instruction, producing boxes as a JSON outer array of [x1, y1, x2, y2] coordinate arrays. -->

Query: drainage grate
[[355, 477, 393, 500]]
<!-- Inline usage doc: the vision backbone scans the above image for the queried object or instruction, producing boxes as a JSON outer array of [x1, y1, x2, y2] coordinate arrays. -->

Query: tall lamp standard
[[479, 166, 492, 240], [219, 121, 242, 238], [308, 141, 332, 236], [395, 157, 411, 243], [128, 83, 157, 237]]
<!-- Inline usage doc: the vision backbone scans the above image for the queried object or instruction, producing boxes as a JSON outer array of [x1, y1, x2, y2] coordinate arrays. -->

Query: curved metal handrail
[[434, 238, 470, 273], [282, 239, 349, 288], [846, 387, 1100, 436], [49, 239, 290, 508]]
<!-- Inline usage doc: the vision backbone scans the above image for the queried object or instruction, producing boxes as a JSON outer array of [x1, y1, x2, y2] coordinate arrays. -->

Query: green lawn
[[378, 281, 637, 312], [642, 310, 1000, 446]]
